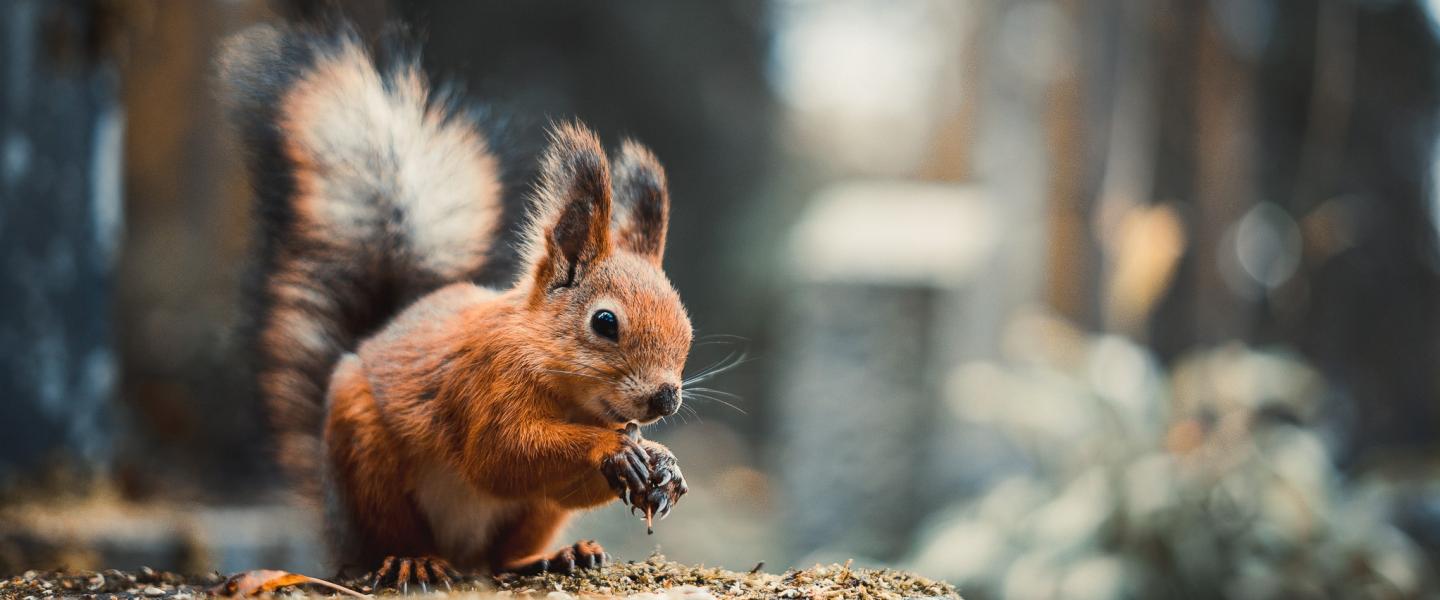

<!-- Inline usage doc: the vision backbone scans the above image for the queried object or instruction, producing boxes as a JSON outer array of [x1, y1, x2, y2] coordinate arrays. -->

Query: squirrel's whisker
[[685, 386, 741, 400], [695, 332, 750, 342], [682, 351, 750, 386], [682, 391, 747, 415], [684, 404, 704, 424]]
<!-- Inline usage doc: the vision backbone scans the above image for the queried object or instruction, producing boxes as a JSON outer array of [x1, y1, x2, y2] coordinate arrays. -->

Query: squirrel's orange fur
[[221, 24, 692, 577]]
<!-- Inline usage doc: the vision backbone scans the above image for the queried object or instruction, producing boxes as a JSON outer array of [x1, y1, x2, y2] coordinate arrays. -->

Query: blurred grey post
[[777, 182, 994, 561], [0, 0, 121, 493]]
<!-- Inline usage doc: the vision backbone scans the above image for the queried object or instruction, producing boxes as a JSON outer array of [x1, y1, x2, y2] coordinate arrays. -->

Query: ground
[[0, 555, 959, 599]]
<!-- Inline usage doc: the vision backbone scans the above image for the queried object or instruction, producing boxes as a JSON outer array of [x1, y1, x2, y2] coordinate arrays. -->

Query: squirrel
[[219, 23, 692, 586]]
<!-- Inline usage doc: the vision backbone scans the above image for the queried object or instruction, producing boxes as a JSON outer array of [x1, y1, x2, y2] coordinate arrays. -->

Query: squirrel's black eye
[[590, 309, 619, 341]]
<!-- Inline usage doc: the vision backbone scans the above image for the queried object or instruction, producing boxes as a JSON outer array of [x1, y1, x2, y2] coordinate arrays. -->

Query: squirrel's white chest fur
[[413, 465, 517, 560]]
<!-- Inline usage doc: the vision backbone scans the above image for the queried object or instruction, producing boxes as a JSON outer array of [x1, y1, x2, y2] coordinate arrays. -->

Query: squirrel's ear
[[611, 140, 669, 264], [527, 122, 613, 291]]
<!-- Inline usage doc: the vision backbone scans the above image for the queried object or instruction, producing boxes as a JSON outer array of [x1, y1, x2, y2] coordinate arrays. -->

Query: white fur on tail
[[281, 41, 501, 279]]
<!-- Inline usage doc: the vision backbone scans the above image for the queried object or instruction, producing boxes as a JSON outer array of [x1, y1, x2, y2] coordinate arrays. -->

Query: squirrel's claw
[[637, 440, 687, 524], [370, 556, 395, 592], [650, 493, 673, 519], [601, 433, 651, 507], [412, 560, 432, 594]]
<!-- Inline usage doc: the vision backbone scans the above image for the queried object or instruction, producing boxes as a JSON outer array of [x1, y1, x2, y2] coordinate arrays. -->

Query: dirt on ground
[[0, 554, 959, 600]]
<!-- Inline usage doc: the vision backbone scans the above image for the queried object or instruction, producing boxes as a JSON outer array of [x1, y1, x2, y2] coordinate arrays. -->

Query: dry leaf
[[214, 569, 367, 598]]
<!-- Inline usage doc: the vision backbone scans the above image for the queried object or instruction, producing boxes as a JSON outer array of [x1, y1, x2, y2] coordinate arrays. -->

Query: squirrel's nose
[[646, 384, 680, 417]]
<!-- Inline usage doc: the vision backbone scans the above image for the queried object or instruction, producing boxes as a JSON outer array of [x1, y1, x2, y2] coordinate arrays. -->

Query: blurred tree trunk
[[1043, 0, 1094, 325], [1052, 0, 1440, 461], [111, 0, 279, 498], [1170, 0, 1440, 460], [0, 0, 123, 494], [1269, 0, 1440, 460]]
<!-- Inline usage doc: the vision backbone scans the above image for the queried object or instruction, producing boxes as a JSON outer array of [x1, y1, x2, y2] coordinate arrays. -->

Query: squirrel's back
[[219, 24, 502, 493]]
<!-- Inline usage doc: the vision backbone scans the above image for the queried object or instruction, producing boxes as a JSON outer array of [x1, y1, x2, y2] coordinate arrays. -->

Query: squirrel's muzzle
[[645, 384, 680, 418]]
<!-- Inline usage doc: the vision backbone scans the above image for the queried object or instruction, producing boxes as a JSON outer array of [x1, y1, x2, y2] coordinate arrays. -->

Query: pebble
[[626, 586, 716, 600], [142, 586, 166, 597]]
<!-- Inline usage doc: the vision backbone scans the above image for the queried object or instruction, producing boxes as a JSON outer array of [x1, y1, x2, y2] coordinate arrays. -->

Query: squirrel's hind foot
[[503, 540, 608, 575], [367, 555, 461, 594]]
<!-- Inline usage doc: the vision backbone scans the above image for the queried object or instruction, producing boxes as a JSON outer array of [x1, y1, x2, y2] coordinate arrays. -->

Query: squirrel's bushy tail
[[219, 24, 502, 494]]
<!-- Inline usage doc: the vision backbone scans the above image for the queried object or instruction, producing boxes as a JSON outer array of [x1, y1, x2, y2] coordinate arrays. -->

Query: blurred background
[[4, 0, 1440, 597]]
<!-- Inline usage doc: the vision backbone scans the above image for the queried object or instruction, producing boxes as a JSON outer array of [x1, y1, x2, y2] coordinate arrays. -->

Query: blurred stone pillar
[[776, 182, 994, 561], [0, 0, 122, 492]]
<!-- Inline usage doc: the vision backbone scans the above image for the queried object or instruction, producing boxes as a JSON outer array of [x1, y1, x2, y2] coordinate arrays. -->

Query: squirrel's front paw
[[639, 441, 687, 519], [600, 432, 650, 507]]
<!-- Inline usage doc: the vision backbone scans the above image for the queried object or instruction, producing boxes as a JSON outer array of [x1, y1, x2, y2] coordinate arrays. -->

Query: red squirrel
[[220, 24, 691, 586]]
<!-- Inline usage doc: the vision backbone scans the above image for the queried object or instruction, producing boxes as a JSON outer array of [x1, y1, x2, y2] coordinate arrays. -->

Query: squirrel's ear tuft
[[526, 122, 613, 291], [612, 140, 670, 264]]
